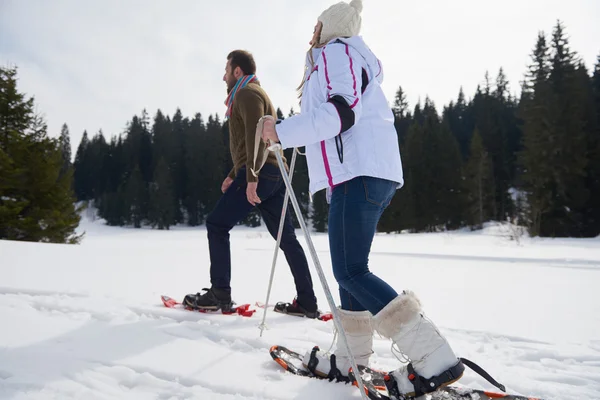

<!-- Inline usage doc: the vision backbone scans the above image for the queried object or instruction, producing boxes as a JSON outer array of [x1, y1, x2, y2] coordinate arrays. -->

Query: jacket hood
[[302, 36, 384, 87], [333, 36, 384, 85]]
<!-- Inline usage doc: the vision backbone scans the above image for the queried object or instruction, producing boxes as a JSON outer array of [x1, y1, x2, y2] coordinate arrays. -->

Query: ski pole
[[267, 141, 369, 400], [258, 147, 299, 337]]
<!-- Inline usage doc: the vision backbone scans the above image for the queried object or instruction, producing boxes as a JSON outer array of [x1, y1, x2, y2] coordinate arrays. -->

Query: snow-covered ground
[[1, 213, 599, 400]]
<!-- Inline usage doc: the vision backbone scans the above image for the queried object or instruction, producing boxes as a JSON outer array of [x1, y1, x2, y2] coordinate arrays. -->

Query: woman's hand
[[260, 116, 279, 145]]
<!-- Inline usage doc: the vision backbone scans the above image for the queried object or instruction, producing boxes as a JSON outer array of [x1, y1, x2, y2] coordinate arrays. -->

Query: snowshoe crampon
[[160, 295, 255, 317], [269, 345, 314, 378]]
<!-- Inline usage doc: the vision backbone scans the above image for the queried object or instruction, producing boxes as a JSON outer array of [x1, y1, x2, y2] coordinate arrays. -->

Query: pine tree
[[594, 61, 600, 140], [0, 67, 34, 145], [0, 146, 26, 235], [393, 119, 422, 231], [202, 114, 227, 221], [0, 67, 30, 231], [542, 21, 588, 236], [184, 113, 206, 226], [517, 23, 589, 237], [423, 101, 463, 230], [392, 86, 409, 118], [581, 55, 600, 236], [58, 123, 72, 178], [169, 109, 187, 223], [493, 68, 520, 221], [151, 109, 173, 181], [0, 66, 81, 243], [103, 136, 124, 198], [436, 121, 465, 229], [412, 101, 424, 126], [148, 157, 176, 230], [471, 86, 498, 218], [18, 119, 82, 243], [464, 129, 494, 228], [391, 100, 465, 232], [124, 166, 146, 228], [73, 130, 90, 200], [87, 131, 110, 201], [406, 104, 440, 232], [443, 87, 472, 160], [469, 68, 518, 224], [137, 110, 154, 185], [495, 68, 509, 99], [391, 85, 412, 149], [519, 32, 555, 236]]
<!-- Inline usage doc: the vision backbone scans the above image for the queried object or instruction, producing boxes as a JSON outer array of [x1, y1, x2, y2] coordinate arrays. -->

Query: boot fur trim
[[338, 308, 373, 335], [373, 291, 422, 339]]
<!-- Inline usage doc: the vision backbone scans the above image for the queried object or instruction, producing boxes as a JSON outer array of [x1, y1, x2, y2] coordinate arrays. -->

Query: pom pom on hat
[[350, 0, 363, 13], [317, 0, 363, 45]]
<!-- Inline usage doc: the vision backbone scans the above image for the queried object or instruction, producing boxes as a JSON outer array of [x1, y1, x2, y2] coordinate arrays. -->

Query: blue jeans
[[329, 176, 399, 314], [206, 163, 317, 309]]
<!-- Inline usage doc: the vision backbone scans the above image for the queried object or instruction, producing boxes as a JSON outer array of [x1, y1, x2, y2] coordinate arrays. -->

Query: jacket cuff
[[276, 119, 292, 149], [228, 168, 236, 180], [246, 168, 258, 183]]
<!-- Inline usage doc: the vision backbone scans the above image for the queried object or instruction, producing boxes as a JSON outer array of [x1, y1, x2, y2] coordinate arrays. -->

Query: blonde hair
[[296, 46, 314, 101], [296, 39, 327, 102]]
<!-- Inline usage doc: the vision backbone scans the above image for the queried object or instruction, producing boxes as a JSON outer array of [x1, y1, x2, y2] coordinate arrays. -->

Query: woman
[[260, 0, 463, 397]]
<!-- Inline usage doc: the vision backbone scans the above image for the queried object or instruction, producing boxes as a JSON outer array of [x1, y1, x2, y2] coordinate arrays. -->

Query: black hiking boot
[[274, 297, 320, 319], [183, 288, 233, 312]]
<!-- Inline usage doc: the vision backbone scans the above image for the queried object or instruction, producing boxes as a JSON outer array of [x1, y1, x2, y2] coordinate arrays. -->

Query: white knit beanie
[[317, 0, 363, 45]]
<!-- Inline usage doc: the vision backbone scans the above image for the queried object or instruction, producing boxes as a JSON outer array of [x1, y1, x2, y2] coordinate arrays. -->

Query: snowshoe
[[347, 361, 539, 400], [183, 287, 234, 312], [273, 297, 320, 319]]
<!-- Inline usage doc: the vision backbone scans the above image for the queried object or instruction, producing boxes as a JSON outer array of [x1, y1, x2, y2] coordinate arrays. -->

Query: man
[[184, 50, 319, 318]]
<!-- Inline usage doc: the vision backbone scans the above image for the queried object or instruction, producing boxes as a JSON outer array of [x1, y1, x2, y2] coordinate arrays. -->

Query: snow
[[1, 215, 600, 400]]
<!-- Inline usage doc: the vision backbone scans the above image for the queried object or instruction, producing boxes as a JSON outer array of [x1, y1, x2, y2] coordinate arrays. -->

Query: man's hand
[[221, 177, 234, 193], [260, 116, 279, 145], [246, 182, 261, 206]]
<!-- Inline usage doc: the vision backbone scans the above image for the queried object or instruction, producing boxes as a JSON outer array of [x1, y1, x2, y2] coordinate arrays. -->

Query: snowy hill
[[1, 214, 599, 399]]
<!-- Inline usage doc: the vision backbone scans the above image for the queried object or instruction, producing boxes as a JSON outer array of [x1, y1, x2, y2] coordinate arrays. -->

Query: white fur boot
[[302, 308, 373, 381], [373, 291, 463, 396]]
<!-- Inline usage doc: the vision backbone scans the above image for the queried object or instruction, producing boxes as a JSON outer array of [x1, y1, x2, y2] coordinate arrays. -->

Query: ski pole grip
[[257, 115, 281, 152], [268, 141, 282, 152]]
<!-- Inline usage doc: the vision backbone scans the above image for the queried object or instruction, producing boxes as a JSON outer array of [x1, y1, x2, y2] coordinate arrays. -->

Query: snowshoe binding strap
[[306, 346, 350, 383], [327, 354, 350, 383], [405, 360, 465, 398], [274, 300, 320, 319], [400, 358, 506, 398], [274, 301, 293, 312], [184, 288, 236, 313], [459, 357, 506, 392]]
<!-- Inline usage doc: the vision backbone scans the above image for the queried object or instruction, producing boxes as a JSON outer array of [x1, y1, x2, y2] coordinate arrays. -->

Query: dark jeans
[[329, 176, 399, 314], [206, 163, 316, 309]]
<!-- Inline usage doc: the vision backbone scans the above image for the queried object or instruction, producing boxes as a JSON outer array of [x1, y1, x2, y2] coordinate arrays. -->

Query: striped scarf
[[224, 74, 257, 118]]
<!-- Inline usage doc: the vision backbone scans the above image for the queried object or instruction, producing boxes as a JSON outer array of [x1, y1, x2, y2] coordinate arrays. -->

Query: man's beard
[[226, 74, 236, 94]]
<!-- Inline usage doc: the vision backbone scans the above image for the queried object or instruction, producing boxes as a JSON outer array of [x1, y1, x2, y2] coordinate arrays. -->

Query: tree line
[[1, 21, 599, 243], [381, 21, 600, 238]]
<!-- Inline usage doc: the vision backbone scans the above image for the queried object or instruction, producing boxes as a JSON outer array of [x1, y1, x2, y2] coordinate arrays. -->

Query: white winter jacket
[[277, 36, 404, 198]]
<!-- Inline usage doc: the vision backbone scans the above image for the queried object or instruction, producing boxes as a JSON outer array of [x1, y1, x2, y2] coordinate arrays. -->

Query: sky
[[1, 0, 599, 153]]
